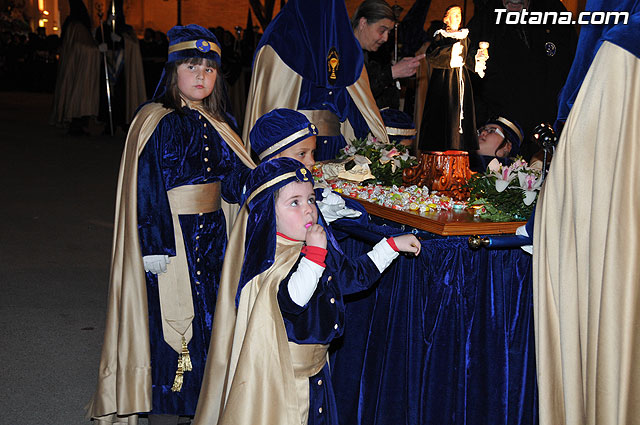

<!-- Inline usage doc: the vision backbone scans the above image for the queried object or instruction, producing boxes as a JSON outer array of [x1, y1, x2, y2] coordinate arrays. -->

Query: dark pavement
[[0, 92, 127, 424]]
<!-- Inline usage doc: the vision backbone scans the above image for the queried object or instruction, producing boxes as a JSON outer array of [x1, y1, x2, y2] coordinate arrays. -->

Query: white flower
[[342, 143, 358, 156], [488, 159, 517, 192], [367, 132, 386, 149], [518, 171, 542, 205]]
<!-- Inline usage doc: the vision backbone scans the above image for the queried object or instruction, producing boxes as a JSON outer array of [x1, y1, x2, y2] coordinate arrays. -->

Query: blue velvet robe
[[277, 241, 382, 424], [298, 81, 371, 161], [254, 0, 373, 162], [136, 106, 249, 415]]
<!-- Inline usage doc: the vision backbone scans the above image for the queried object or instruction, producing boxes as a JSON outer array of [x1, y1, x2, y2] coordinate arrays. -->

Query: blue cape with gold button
[[256, 0, 364, 88]]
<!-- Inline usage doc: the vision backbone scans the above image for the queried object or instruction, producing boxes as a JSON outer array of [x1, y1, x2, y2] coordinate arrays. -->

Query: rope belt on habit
[[298, 110, 341, 137], [158, 182, 221, 392]]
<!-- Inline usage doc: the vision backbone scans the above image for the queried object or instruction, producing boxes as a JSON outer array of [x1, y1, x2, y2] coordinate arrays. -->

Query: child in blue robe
[[250, 108, 366, 227], [193, 158, 420, 425], [87, 25, 255, 425]]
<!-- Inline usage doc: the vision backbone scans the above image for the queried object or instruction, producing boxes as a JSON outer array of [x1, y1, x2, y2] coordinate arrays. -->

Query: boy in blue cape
[[194, 158, 420, 425]]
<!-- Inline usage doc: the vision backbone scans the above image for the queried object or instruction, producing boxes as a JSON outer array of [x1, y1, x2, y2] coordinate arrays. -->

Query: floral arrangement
[[466, 158, 542, 222], [337, 134, 417, 186]]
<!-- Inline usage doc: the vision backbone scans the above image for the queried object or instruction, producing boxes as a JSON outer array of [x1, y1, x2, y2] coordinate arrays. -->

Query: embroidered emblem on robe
[[327, 47, 339, 84]]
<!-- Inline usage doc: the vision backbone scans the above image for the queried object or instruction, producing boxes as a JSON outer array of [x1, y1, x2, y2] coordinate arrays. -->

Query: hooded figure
[[533, 2, 640, 424], [86, 24, 255, 424], [242, 0, 389, 161], [49, 0, 101, 128]]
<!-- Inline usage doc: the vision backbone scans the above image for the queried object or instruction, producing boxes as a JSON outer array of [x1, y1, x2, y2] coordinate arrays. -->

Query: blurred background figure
[[49, 0, 101, 136], [95, 0, 146, 134], [352, 0, 423, 110]]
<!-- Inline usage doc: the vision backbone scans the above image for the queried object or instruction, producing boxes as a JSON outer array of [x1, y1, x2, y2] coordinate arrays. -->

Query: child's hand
[[305, 224, 327, 249], [392, 234, 421, 256]]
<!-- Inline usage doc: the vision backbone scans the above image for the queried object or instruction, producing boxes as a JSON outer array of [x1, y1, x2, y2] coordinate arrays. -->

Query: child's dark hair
[[159, 57, 226, 120]]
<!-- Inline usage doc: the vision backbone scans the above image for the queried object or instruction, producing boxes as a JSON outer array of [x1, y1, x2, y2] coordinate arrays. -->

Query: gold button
[[199, 115, 202, 119], [196, 258, 200, 262], [330, 298, 335, 304], [328, 91, 333, 95], [204, 158, 209, 162], [199, 213, 203, 216], [323, 140, 328, 144], [196, 235, 200, 240], [317, 379, 323, 386], [197, 271, 201, 275], [207, 167, 211, 172], [195, 281, 200, 285], [318, 407, 323, 414], [203, 134, 208, 139], [205, 146, 209, 151], [327, 276, 332, 281], [204, 123, 207, 127], [195, 247, 199, 251], [334, 324, 338, 330], [199, 224, 204, 229]]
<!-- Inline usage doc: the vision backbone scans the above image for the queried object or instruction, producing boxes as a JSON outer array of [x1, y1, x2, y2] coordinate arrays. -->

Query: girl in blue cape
[[193, 158, 420, 425], [87, 25, 255, 425]]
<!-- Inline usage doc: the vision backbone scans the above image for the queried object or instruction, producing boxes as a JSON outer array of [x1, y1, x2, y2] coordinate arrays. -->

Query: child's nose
[[303, 203, 314, 215]]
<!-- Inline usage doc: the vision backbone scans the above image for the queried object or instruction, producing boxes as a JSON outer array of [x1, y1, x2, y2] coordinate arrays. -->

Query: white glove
[[317, 188, 362, 223], [143, 255, 171, 274], [516, 225, 533, 255], [98, 42, 108, 53]]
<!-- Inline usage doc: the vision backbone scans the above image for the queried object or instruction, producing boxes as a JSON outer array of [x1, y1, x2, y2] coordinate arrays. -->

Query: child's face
[[274, 135, 316, 169], [177, 62, 217, 102], [275, 181, 317, 241], [477, 124, 511, 157]]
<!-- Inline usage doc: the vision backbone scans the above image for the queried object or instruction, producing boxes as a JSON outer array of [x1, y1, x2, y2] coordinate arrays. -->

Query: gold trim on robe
[[242, 45, 389, 149]]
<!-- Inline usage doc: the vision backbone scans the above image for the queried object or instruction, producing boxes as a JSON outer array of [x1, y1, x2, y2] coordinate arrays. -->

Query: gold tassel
[[171, 355, 184, 392], [181, 336, 193, 372]]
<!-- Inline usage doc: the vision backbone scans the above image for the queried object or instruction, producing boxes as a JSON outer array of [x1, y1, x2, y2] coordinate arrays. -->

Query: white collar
[[433, 28, 469, 40]]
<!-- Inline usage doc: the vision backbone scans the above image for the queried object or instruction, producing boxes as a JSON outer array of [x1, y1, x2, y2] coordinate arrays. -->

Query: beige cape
[[50, 21, 101, 125], [241, 44, 389, 148], [87, 102, 254, 423], [533, 41, 640, 425]]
